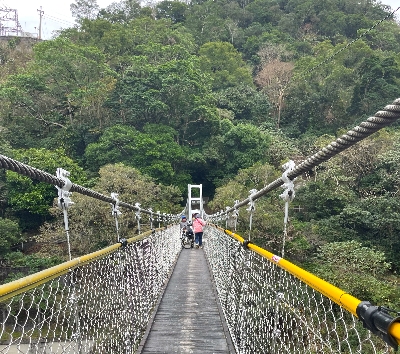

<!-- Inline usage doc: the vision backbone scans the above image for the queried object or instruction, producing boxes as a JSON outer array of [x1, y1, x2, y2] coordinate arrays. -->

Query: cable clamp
[[148, 208, 154, 228], [111, 193, 122, 217], [279, 160, 296, 202], [242, 240, 252, 250], [135, 203, 141, 220], [119, 238, 128, 249], [246, 189, 257, 212], [233, 200, 240, 218], [56, 168, 74, 210], [356, 301, 400, 350]]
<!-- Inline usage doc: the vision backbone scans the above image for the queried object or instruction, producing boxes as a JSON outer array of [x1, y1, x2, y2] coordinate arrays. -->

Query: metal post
[[37, 6, 43, 39]]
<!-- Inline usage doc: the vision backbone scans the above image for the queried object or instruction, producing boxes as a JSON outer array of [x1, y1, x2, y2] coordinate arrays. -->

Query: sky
[[0, 0, 114, 39], [0, 0, 399, 40]]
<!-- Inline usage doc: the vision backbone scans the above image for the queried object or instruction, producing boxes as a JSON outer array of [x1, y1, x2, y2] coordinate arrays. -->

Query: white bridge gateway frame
[[187, 183, 204, 219]]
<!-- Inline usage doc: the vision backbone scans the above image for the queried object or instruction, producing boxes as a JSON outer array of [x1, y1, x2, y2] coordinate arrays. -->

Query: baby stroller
[[181, 224, 194, 249]]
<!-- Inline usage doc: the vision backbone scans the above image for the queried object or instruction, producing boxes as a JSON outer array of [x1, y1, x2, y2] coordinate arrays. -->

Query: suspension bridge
[[0, 99, 400, 353]]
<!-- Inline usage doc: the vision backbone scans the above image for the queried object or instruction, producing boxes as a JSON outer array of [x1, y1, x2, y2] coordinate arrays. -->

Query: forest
[[0, 0, 399, 309]]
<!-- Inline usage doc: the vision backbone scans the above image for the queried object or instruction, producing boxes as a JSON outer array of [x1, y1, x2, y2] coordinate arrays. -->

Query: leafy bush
[[0, 218, 20, 255]]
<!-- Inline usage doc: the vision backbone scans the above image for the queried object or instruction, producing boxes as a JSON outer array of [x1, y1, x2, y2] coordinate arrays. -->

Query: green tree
[[0, 218, 20, 255], [108, 57, 219, 145], [245, 0, 283, 27], [204, 122, 272, 186], [359, 140, 400, 197], [208, 161, 284, 252], [295, 179, 355, 221], [84, 124, 192, 189], [6, 148, 86, 230], [358, 21, 400, 52], [98, 0, 143, 23], [37, 163, 182, 257], [62, 17, 196, 69], [0, 38, 116, 158], [348, 54, 400, 117], [3, 252, 62, 271], [274, 0, 390, 40], [337, 197, 400, 271], [184, 1, 229, 45], [314, 240, 397, 306], [70, 0, 100, 22], [260, 129, 300, 168], [281, 40, 373, 136], [199, 41, 254, 91], [155, 1, 188, 23], [0, 38, 34, 82], [215, 84, 271, 125], [32, 38, 116, 130]]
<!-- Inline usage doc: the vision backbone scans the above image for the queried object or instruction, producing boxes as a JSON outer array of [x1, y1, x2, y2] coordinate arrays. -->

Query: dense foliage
[[0, 0, 399, 307]]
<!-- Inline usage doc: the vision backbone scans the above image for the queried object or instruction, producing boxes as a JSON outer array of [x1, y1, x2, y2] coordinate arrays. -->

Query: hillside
[[0, 0, 399, 305]]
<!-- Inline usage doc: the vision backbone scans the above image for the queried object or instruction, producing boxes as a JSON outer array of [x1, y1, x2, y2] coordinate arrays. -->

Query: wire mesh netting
[[0, 226, 181, 354], [204, 226, 393, 354]]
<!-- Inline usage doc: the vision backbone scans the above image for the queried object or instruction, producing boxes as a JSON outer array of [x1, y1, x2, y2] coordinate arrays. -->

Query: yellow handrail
[[223, 228, 400, 346], [0, 228, 159, 303]]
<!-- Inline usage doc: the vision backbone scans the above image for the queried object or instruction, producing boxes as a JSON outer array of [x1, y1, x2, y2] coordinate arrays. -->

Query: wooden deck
[[138, 244, 235, 354]]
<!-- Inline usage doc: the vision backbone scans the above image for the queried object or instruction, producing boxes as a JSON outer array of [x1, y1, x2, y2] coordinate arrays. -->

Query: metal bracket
[[135, 203, 141, 221], [56, 168, 74, 210], [148, 208, 153, 230], [279, 160, 296, 203], [119, 238, 128, 249], [135, 203, 141, 233], [242, 240, 252, 250], [111, 193, 122, 217], [356, 301, 400, 350], [246, 189, 257, 212]]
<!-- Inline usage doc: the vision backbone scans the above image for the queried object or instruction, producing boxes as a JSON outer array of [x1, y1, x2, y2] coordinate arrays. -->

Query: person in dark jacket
[[180, 215, 188, 230]]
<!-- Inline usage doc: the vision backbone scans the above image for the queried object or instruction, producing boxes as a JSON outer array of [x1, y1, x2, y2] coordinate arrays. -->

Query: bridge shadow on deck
[[138, 240, 235, 354]]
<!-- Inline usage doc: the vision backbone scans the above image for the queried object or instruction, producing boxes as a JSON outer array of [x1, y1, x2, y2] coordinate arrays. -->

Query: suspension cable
[[213, 98, 400, 218], [0, 155, 175, 219]]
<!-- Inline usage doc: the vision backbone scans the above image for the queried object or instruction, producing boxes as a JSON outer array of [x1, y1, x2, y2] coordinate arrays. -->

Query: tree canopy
[[0, 0, 399, 303]]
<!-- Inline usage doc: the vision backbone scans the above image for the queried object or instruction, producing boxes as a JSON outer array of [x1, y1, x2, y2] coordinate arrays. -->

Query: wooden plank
[[138, 245, 235, 353]]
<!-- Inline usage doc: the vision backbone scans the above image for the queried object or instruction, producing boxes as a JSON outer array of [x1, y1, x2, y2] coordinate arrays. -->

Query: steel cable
[[217, 98, 400, 216], [0, 155, 171, 218]]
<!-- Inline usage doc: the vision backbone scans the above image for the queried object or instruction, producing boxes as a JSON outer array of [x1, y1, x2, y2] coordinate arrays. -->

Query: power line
[[42, 13, 75, 26]]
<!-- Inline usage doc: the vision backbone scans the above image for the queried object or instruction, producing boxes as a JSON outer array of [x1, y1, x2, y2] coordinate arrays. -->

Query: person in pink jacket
[[192, 213, 206, 249]]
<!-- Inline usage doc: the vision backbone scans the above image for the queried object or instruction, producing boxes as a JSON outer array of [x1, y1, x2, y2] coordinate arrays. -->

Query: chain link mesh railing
[[0, 226, 181, 353], [204, 226, 396, 354]]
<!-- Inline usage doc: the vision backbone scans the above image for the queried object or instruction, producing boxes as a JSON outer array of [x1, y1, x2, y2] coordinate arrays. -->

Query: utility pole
[[37, 6, 43, 39]]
